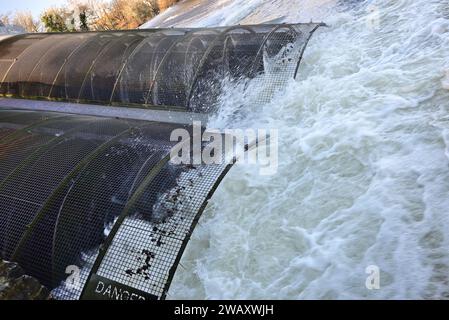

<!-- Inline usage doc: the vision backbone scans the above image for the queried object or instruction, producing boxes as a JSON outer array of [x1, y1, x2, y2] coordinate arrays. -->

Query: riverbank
[[0, 260, 51, 300]]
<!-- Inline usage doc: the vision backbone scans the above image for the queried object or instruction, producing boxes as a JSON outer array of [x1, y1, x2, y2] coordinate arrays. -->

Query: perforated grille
[[94, 160, 229, 299], [0, 22, 323, 300], [0, 108, 222, 299], [0, 24, 323, 112]]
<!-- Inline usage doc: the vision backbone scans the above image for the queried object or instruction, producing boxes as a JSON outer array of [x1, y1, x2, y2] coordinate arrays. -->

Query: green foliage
[[79, 11, 89, 32], [41, 10, 69, 32], [38, 0, 181, 32]]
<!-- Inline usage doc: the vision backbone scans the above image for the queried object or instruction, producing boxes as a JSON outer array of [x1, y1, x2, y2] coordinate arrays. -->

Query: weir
[[0, 23, 323, 300]]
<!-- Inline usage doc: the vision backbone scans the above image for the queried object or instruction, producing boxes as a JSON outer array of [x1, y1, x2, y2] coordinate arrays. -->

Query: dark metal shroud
[[0, 24, 323, 112], [0, 23, 324, 300], [0, 109, 229, 299]]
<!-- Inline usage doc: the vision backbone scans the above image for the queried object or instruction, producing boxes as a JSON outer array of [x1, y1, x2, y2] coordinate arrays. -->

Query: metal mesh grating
[[0, 108, 212, 299], [0, 108, 240, 300], [0, 110, 60, 140], [93, 160, 230, 299], [0, 22, 323, 300], [0, 116, 135, 262], [0, 24, 323, 112]]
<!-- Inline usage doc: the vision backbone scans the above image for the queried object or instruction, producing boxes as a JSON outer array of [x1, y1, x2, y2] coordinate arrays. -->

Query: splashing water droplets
[[164, 0, 449, 299]]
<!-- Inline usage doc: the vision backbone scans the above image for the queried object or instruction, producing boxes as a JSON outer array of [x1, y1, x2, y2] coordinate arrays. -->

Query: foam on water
[[164, 0, 449, 299]]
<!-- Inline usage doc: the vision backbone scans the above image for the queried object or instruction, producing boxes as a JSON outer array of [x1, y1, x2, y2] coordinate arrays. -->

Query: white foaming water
[[154, 0, 449, 299]]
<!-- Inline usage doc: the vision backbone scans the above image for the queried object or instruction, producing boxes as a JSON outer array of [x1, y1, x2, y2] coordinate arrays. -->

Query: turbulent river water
[[147, 0, 449, 299]]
